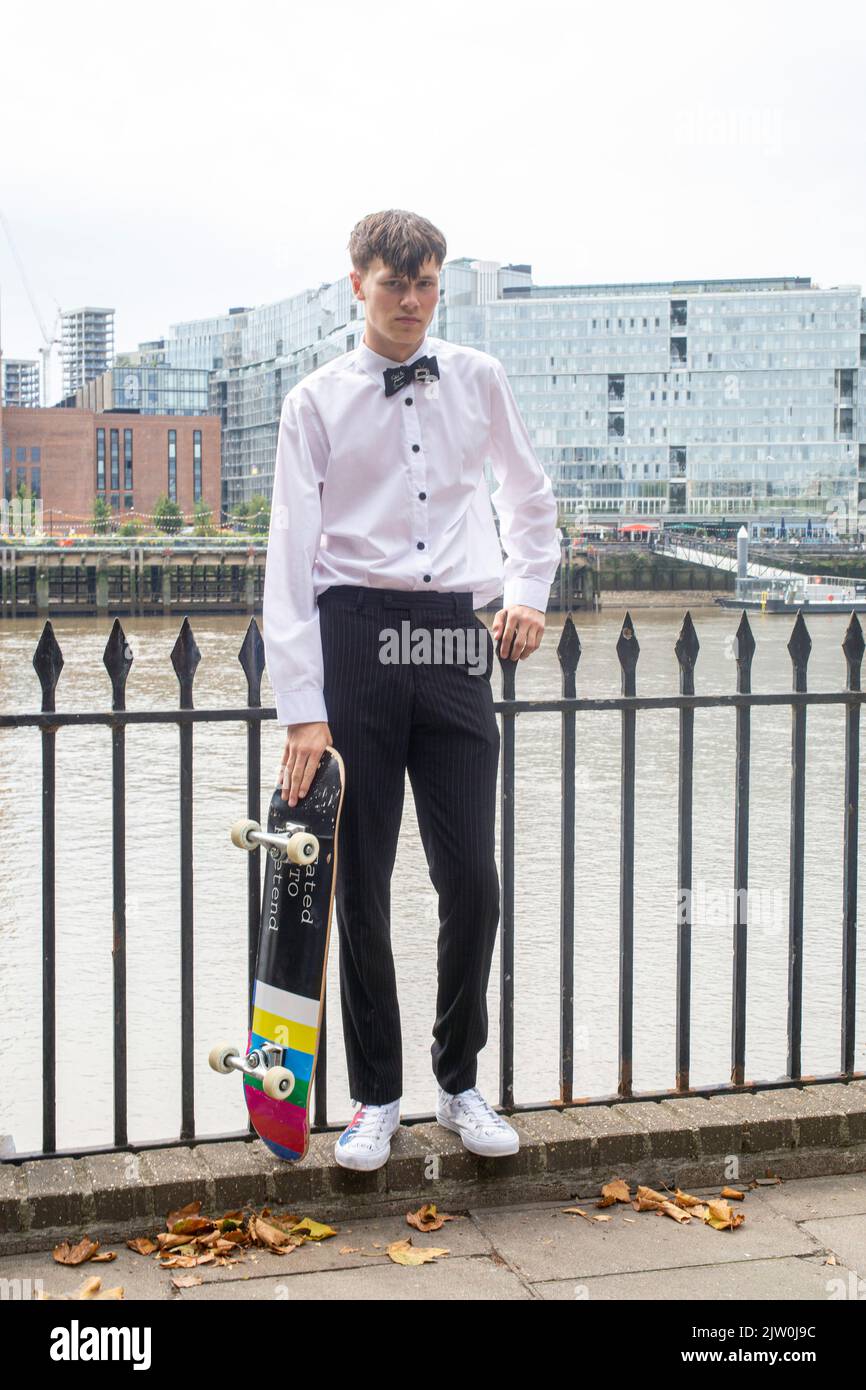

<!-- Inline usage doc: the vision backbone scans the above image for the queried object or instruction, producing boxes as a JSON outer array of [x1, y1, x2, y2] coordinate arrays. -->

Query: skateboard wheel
[[285, 831, 319, 865], [209, 1043, 240, 1074], [230, 818, 260, 851], [263, 1066, 295, 1100]]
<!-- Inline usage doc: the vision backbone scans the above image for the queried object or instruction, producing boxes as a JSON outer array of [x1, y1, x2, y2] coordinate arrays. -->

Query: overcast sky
[[1, 0, 865, 385]]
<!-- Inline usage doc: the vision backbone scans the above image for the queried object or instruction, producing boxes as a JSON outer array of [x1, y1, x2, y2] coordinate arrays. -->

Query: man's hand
[[279, 720, 332, 806], [491, 604, 545, 661]]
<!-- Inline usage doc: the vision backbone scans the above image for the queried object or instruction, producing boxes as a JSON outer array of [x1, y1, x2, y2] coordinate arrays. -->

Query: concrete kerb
[[1, 1084, 865, 1257]]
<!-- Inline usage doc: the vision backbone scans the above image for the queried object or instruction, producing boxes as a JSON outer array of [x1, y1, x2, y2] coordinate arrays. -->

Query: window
[[124, 429, 133, 490], [31, 446, 41, 463], [168, 429, 177, 501], [110, 429, 119, 490], [193, 429, 202, 503], [96, 428, 105, 491], [15, 446, 26, 463], [31, 467, 41, 497]]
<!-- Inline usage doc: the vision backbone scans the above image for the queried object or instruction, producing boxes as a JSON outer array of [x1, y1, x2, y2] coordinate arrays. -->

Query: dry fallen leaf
[[598, 1179, 631, 1207], [91, 1252, 117, 1263], [706, 1199, 746, 1230], [406, 1203, 459, 1233], [38, 1276, 125, 1301], [673, 1189, 704, 1208], [171, 1274, 204, 1289], [171, 1216, 213, 1236], [720, 1187, 745, 1201], [636, 1185, 668, 1206], [657, 1201, 691, 1224], [290, 1217, 337, 1242], [126, 1237, 157, 1256], [561, 1207, 611, 1224], [386, 1238, 449, 1266], [52, 1236, 100, 1266], [166, 1200, 203, 1229], [247, 1216, 295, 1250]]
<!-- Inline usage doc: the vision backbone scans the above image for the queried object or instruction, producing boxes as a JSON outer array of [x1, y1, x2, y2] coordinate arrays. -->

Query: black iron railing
[[1, 608, 864, 1163]]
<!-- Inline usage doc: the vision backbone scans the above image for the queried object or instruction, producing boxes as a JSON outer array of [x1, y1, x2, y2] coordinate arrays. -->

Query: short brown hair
[[348, 209, 447, 280]]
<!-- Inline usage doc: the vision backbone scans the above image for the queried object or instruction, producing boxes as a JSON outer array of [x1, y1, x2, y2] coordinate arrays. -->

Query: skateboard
[[209, 746, 345, 1161]]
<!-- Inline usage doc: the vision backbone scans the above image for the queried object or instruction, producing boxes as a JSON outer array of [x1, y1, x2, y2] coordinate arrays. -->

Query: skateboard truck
[[207, 817, 321, 1102], [208, 1041, 296, 1101], [210, 750, 345, 1154], [229, 817, 320, 865]]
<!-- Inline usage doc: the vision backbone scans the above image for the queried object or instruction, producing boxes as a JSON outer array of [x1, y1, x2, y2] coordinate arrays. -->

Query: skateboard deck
[[210, 746, 345, 1161]]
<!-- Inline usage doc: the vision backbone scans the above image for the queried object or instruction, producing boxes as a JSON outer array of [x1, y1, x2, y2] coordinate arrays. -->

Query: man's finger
[[502, 619, 522, 659], [289, 751, 314, 807], [518, 625, 542, 659]]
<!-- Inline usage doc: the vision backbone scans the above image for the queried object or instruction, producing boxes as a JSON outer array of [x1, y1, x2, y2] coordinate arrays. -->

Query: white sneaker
[[436, 1085, 520, 1157], [334, 1098, 401, 1171]]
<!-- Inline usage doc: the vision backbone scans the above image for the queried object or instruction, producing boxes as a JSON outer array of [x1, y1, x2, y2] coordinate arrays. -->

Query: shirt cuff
[[274, 689, 329, 727], [502, 577, 553, 613]]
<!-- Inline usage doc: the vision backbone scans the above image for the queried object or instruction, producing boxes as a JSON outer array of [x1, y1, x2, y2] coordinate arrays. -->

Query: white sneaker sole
[[333, 1124, 401, 1172], [436, 1112, 520, 1157]]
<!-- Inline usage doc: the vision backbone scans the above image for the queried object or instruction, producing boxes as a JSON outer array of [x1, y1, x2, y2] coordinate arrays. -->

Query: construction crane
[[0, 206, 62, 406]]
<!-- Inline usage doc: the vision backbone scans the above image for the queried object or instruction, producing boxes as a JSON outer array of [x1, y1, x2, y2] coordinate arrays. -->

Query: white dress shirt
[[262, 330, 562, 727]]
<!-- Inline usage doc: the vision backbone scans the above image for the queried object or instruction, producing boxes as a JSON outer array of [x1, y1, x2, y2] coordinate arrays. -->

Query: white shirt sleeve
[[262, 388, 330, 727], [487, 358, 563, 613]]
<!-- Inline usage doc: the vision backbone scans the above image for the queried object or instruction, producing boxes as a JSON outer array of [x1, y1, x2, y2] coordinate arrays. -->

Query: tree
[[194, 498, 217, 536], [247, 493, 270, 534], [92, 495, 111, 535], [153, 494, 184, 534]]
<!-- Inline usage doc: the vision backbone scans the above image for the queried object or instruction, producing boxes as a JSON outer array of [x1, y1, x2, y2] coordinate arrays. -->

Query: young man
[[262, 209, 561, 1172]]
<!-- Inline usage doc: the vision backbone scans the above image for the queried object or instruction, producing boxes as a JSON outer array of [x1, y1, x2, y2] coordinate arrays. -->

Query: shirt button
[[412, 444, 420, 452], [405, 397, 413, 406], [418, 491, 427, 500], [423, 574, 431, 582], [417, 541, 425, 550]]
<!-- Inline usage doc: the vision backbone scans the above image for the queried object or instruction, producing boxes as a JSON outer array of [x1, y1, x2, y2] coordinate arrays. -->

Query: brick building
[[1, 405, 221, 533]]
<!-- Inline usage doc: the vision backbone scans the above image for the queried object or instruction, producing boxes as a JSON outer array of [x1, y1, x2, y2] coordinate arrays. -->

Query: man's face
[[350, 255, 440, 353]]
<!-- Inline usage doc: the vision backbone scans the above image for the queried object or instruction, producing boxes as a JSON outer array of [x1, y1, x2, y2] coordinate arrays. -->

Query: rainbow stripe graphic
[[243, 978, 320, 1160]]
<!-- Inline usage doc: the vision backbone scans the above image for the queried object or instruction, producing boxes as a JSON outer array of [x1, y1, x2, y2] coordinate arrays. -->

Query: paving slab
[[534, 1253, 857, 1301], [758, 1170, 866, 1221], [797, 1214, 866, 1281], [469, 1188, 820, 1282], [180, 1255, 531, 1301]]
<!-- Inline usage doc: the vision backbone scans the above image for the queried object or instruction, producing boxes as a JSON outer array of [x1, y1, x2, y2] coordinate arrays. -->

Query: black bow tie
[[383, 354, 439, 397]]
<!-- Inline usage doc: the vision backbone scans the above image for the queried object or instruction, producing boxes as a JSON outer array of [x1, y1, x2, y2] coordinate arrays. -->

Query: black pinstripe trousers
[[318, 583, 501, 1104]]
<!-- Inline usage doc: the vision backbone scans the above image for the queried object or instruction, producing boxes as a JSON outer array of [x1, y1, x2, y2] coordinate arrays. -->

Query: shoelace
[[343, 1102, 397, 1144], [450, 1087, 506, 1133]]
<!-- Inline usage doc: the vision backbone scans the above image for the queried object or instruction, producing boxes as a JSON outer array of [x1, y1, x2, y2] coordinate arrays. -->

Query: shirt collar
[[355, 329, 434, 387]]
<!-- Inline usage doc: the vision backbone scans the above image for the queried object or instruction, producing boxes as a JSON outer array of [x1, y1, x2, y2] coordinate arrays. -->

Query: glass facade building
[[2, 358, 41, 408], [58, 364, 211, 416], [60, 307, 115, 397], [166, 263, 865, 533]]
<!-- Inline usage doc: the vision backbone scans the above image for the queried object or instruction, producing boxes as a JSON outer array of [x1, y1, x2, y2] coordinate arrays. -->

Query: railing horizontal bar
[[4, 690, 866, 731], [8, 1069, 865, 1165]]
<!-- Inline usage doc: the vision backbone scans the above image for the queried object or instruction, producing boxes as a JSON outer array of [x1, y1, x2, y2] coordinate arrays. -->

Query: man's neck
[[361, 328, 426, 364]]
